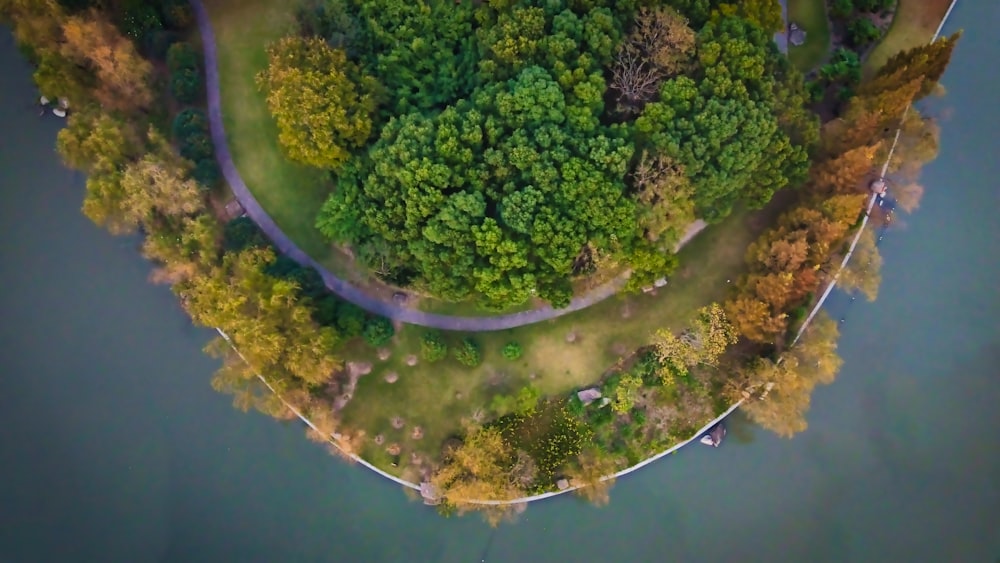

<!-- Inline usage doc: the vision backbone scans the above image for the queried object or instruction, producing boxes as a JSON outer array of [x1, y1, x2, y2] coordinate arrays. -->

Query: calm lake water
[[1, 3, 997, 561]]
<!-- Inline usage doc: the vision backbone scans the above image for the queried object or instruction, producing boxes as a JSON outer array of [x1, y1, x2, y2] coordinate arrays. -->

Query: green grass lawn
[[788, 0, 832, 72], [339, 198, 790, 475], [205, 0, 353, 273], [864, 0, 953, 76]]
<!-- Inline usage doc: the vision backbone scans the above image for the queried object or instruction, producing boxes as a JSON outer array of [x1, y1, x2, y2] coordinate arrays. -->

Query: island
[[2, 0, 958, 523]]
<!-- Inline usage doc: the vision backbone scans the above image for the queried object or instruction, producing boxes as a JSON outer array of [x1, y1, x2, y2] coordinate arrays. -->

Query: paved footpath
[[192, 0, 703, 331]]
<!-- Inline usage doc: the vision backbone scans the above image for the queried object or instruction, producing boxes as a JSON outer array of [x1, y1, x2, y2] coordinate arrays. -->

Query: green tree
[[257, 36, 379, 170]]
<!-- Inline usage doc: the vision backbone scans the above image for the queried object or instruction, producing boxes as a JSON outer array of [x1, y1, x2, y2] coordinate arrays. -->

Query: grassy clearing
[[788, 0, 832, 72], [339, 198, 791, 475], [205, 0, 348, 273], [864, 0, 953, 76]]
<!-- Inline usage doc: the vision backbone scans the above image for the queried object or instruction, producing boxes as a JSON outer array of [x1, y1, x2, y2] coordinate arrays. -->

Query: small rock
[[565, 331, 577, 343], [556, 478, 570, 491]]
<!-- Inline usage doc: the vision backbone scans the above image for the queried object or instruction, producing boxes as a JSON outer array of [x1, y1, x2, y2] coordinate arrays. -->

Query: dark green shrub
[[223, 216, 268, 252], [192, 158, 219, 188], [170, 68, 201, 104], [362, 316, 394, 347], [336, 303, 366, 338], [166, 41, 198, 73], [501, 341, 522, 360], [830, 0, 854, 19], [420, 331, 448, 362], [453, 338, 481, 367], [313, 295, 340, 327], [172, 108, 209, 139], [847, 18, 881, 47], [179, 132, 213, 161]]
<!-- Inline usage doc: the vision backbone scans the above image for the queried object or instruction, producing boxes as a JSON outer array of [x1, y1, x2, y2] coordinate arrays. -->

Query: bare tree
[[610, 7, 695, 114]]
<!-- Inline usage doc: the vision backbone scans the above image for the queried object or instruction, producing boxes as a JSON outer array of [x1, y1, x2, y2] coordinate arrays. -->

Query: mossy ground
[[788, 0, 832, 72]]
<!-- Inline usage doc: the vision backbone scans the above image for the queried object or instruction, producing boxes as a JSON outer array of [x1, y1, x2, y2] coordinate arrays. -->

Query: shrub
[[179, 132, 213, 161], [501, 341, 522, 360], [420, 331, 448, 362], [362, 316, 394, 347], [313, 295, 340, 327], [453, 338, 481, 367], [172, 108, 208, 140], [223, 216, 268, 252], [336, 303, 367, 338], [830, 0, 854, 19], [166, 42, 198, 73], [192, 158, 219, 188], [847, 18, 881, 47], [170, 68, 201, 104]]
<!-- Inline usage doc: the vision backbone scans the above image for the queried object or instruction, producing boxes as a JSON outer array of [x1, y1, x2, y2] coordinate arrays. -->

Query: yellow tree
[[567, 447, 621, 506], [57, 110, 139, 173], [60, 10, 153, 111], [430, 425, 530, 524], [724, 296, 787, 343], [257, 36, 379, 170], [653, 303, 739, 379], [732, 312, 842, 436], [119, 155, 204, 229], [713, 0, 784, 33], [836, 227, 882, 301], [180, 247, 341, 387]]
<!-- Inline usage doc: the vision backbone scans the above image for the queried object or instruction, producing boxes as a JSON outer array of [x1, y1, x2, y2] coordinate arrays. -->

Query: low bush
[[171, 68, 201, 104], [501, 341, 522, 360], [420, 331, 448, 362], [167, 42, 198, 73], [453, 338, 481, 367], [336, 303, 367, 338], [362, 316, 394, 347], [192, 158, 219, 188]]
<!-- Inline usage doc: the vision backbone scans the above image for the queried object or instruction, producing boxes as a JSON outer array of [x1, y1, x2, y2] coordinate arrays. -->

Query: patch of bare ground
[[332, 361, 371, 411]]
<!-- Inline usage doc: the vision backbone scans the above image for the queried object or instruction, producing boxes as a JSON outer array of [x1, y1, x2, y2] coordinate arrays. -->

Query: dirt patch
[[621, 302, 632, 319], [377, 348, 391, 361], [384, 371, 399, 384], [405, 354, 418, 366]]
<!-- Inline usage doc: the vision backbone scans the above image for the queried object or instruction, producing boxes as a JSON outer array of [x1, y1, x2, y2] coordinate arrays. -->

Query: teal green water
[[1, 4, 998, 561]]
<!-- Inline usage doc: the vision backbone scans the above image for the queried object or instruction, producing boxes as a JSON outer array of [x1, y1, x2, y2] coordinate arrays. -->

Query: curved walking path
[[192, 0, 705, 332]]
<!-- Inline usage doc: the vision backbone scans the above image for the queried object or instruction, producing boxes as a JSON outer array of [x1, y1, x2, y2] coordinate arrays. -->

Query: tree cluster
[[7, 0, 368, 436], [305, 2, 814, 308], [720, 34, 958, 436]]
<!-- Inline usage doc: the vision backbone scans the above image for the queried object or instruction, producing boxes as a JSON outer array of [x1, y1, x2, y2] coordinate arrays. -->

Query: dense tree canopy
[[636, 17, 808, 219], [309, 4, 815, 306], [319, 65, 636, 308]]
